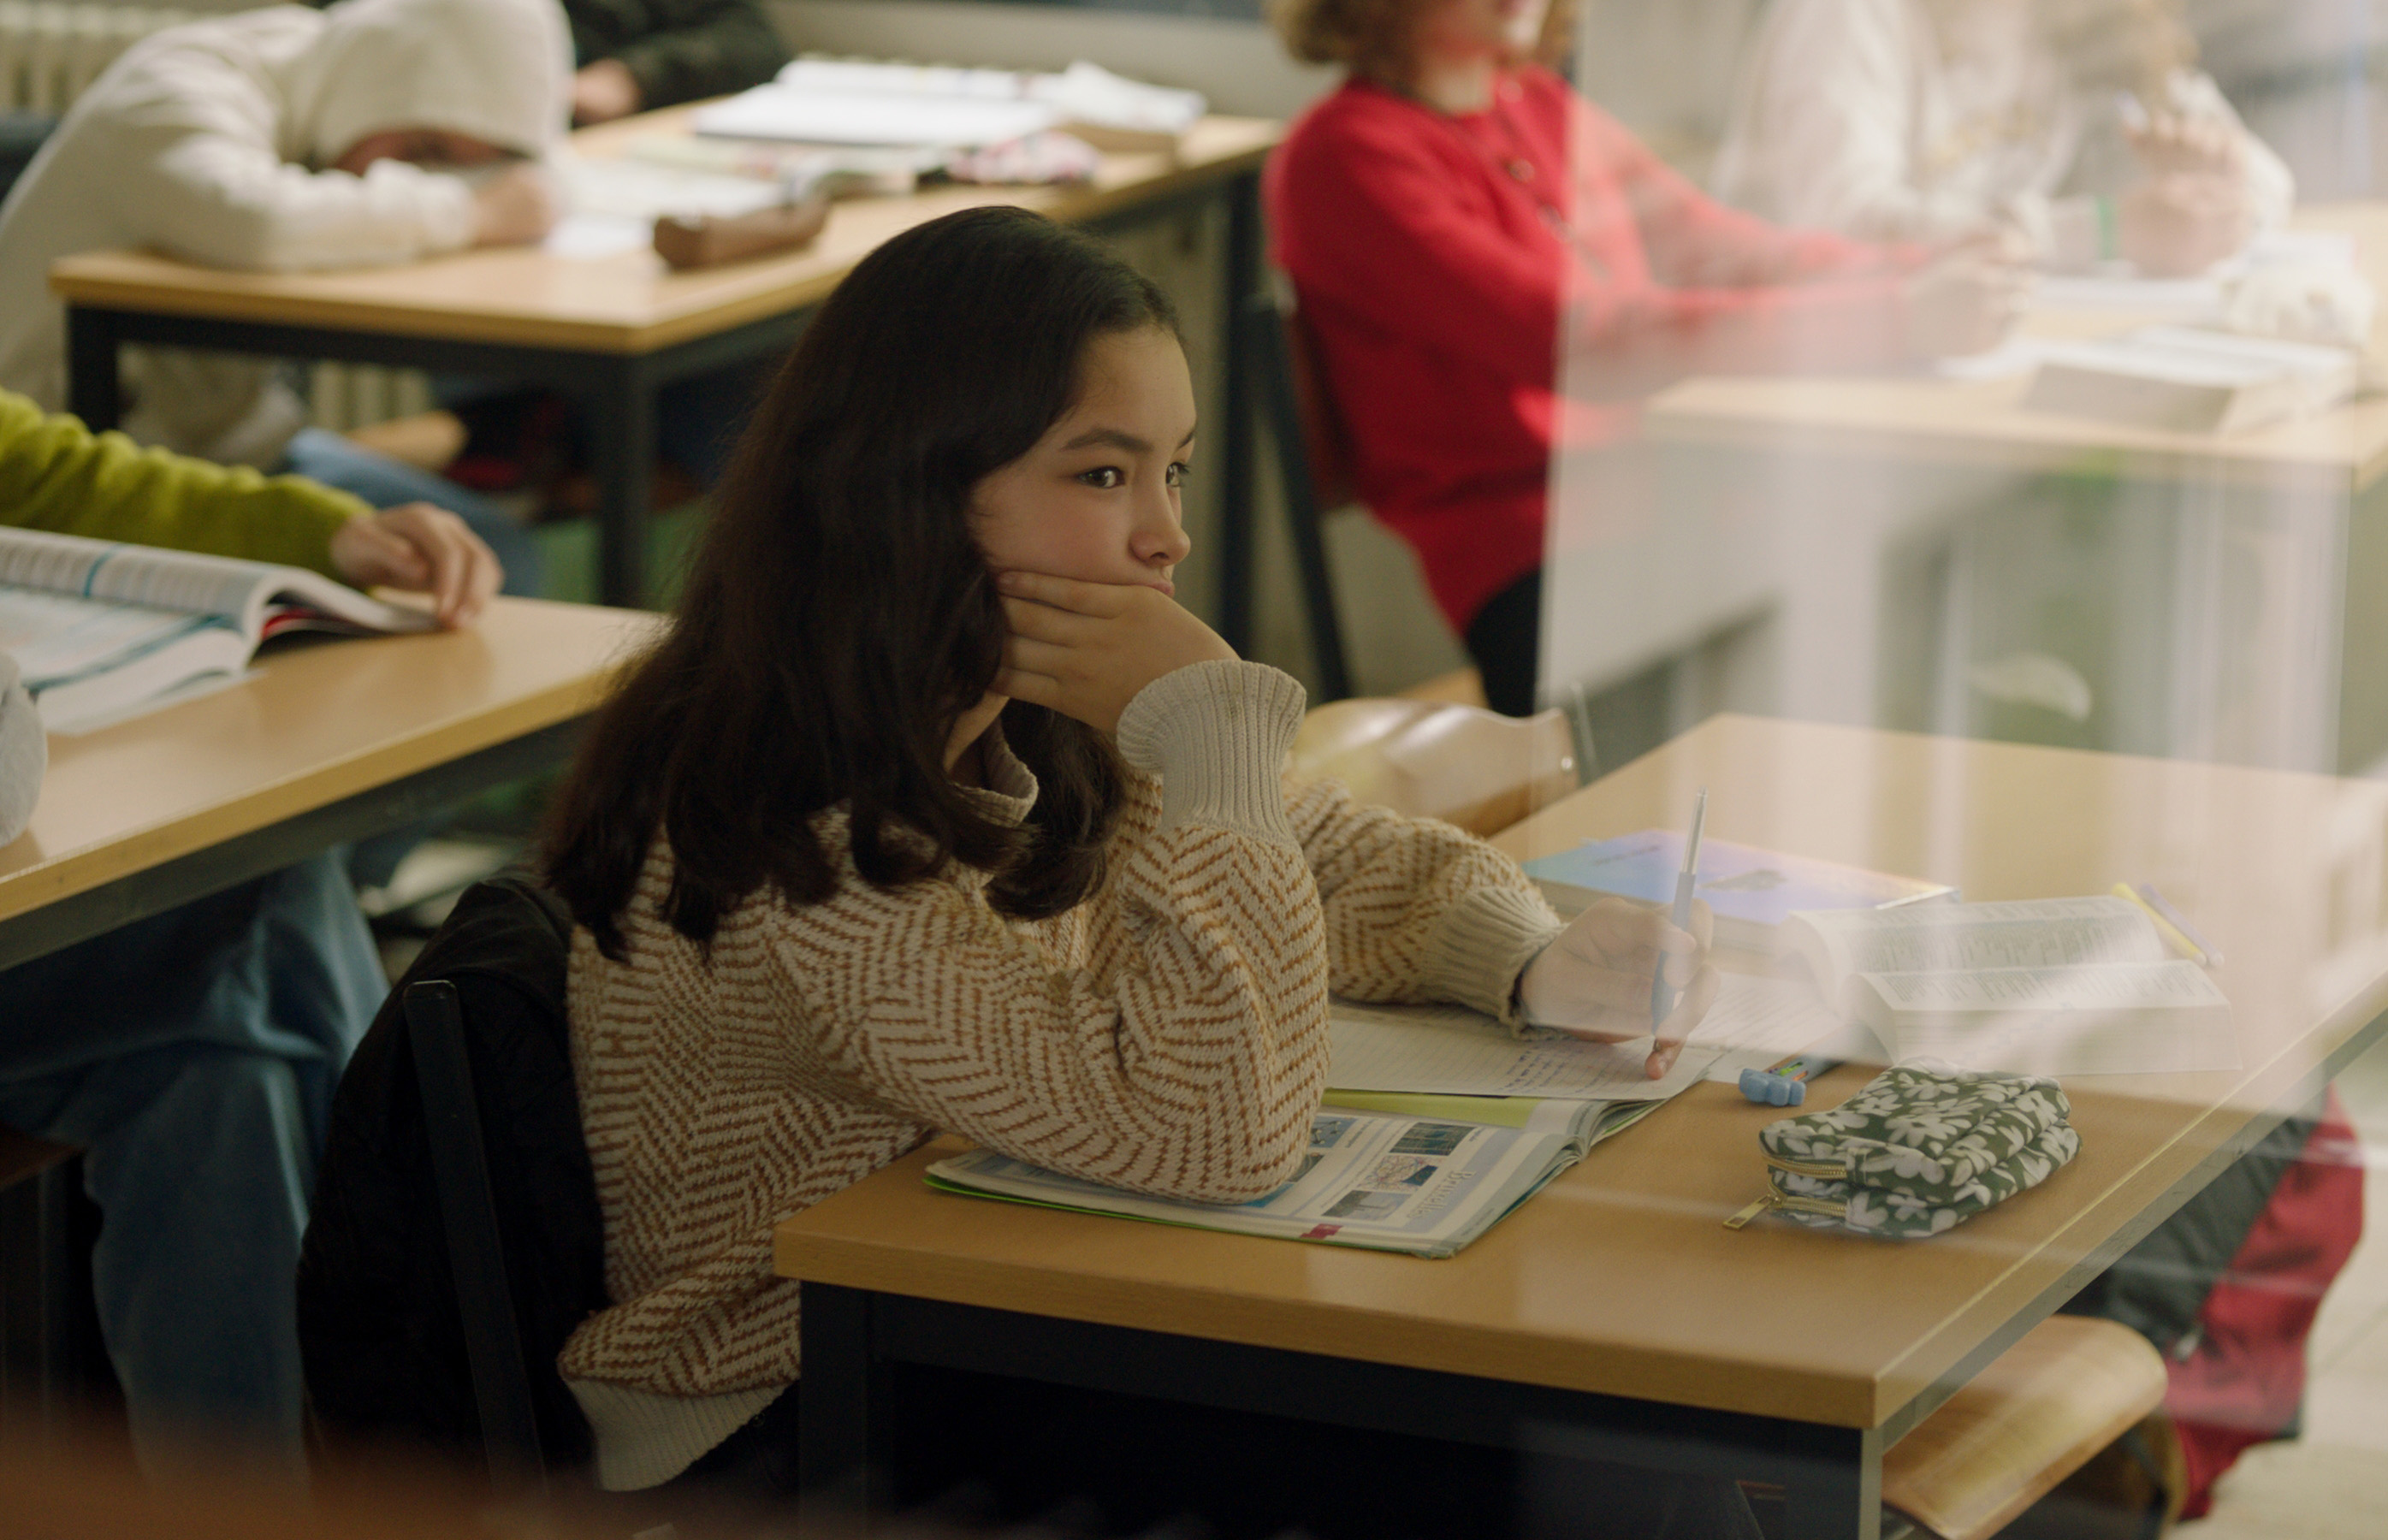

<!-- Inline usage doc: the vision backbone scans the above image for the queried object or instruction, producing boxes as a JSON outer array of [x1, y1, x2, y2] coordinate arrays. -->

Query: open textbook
[[929, 1105, 1586, 1258], [0, 528, 431, 733], [1784, 897, 2236, 1076]]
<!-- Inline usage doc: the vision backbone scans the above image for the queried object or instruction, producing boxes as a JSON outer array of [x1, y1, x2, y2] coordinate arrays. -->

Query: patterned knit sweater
[[558, 660, 1565, 1489]]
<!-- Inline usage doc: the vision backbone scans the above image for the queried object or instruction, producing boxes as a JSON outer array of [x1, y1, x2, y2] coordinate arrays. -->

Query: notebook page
[[1329, 973, 1841, 1100], [1798, 897, 2161, 984]]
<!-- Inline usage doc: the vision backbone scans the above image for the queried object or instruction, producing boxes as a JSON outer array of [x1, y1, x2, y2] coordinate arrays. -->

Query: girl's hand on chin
[[994, 570, 1237, 735]]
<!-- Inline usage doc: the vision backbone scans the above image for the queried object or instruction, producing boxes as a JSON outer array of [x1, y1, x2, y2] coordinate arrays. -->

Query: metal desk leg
[[65, 307, 122, 432], [800, 1282, 896, 1534], [1217, 169, 1263, 658], [1783, 1424, 1883, 1540], [584, 357, 655, 609]]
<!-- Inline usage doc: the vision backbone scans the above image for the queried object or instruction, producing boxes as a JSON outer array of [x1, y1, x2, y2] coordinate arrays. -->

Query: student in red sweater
[[1266, 0, 2026, 714]]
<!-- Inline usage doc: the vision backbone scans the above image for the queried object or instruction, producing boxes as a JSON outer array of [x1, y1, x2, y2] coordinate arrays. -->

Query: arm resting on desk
[[1274, 92, 1913, 406], [136, 127, 476, 272], [0, 392, 363, 573], [1287, 776, 1561, 1031], [792, 665, 1327, 1206]]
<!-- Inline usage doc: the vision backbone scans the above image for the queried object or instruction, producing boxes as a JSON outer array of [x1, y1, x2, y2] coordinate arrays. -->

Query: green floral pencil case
[[1727, 1061, 2081, 1239]]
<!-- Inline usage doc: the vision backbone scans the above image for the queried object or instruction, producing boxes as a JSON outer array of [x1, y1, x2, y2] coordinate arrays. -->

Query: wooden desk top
[[776, 714, 2388, 1430], [1647, 204, 2388, 494], [0, 597, 659, 927], [47, 113, 1280, 355]]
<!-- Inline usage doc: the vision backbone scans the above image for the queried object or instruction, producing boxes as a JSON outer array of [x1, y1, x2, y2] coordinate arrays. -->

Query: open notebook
[[0, 528, 432, 733]]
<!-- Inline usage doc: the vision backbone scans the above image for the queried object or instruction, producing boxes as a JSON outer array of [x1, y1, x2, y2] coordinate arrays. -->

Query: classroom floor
[[2180, 1031, 2388, 1538]]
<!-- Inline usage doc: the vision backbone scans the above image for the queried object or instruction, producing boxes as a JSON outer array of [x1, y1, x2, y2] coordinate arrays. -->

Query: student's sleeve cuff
[[1423, 884, 1564, 1035], [1114, 660, 1306, 848]]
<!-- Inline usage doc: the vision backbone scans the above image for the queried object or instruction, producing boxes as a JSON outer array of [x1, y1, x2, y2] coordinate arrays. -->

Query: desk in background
[[52, 112, 1280, 615], [779, 714, 2388, 1539], [1550, 205, 2388, 777], [0, 596, 655, 973]]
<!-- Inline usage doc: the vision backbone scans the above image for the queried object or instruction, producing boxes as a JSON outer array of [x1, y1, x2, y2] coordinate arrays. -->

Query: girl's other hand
[[2119, 173, 2251, 277], [1900, 250, 2032, 359], [995, 570, 1236, 735], [2127, 112, 2244, 182], [1518, 897, 1719, 1080]]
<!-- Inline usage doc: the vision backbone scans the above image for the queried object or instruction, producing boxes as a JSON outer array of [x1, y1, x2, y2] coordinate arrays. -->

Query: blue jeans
[[0, 854, 385, 1477], [281, 428, 543, 598]]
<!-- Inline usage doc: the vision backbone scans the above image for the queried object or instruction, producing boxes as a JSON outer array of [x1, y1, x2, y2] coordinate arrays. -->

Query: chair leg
[[406, 980, 546, 1495], [0, 1163, 83, 1440], [1246, 295, 1354, 702]]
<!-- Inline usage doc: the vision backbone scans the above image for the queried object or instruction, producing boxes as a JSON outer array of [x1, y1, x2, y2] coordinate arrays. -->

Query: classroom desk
[[50, 111, 1280, 613], [777, 713, 2388, 1540], [0, 596, 656, 973], [1552, 204, 2388, 776], [1645, 205, 2388, 494]]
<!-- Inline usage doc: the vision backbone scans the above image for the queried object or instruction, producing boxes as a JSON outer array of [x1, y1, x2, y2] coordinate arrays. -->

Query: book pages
[[1794, 897, 2162, 994], [1861, 962, 2237, 1075], [928, 1105, 1576, 1258], [1328, 973, 1842, 1100]]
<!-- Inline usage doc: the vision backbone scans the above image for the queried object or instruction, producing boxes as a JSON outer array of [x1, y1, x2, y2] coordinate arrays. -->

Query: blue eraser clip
[[1739, 1068, 1807, 1107]]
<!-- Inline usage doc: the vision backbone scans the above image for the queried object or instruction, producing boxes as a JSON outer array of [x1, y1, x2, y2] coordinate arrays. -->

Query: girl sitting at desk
[[536, 205, 1724, 1505], [1263, 0, 2026, 719], [1710, 0, 2294, 276]]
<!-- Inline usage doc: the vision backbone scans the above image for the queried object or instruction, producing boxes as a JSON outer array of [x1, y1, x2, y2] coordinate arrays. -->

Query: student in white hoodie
[[0, 0, 572, 589], [1710, 0, 2293, 276]]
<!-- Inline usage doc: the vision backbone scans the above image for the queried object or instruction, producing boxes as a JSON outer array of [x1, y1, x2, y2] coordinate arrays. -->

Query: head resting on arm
[[293, 0, 571, 171], [542, 207, 1182, 960]]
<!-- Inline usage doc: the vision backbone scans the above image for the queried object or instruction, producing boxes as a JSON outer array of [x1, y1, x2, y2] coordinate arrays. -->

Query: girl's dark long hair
[[542, 206, 1178, 959]]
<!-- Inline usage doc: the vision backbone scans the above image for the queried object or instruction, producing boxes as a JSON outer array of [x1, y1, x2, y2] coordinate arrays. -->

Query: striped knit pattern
[[558, 662, 1561, 1487]]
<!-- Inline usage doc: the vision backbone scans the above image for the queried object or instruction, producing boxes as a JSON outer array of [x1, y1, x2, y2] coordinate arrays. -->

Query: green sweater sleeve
[[0, 391, 364, 578]]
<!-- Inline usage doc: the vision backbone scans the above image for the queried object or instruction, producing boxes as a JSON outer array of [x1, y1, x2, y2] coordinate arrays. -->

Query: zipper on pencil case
[[1762, 1153, 1848, 1180], [1724, 1192, 1845, 1229]]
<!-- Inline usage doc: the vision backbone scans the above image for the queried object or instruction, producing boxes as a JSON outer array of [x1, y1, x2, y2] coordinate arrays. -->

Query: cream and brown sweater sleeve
[[786, 660, 1330, 1205], [1284, 777, 1564, 1033]]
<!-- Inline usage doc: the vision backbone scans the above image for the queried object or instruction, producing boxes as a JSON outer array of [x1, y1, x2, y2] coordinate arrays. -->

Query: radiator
[[0, 1, 433, 433]]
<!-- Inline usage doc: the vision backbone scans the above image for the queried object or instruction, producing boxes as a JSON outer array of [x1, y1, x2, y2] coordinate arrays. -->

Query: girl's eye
[[1166, 462, 1192, 488], [1077, 467, 1124, 489]]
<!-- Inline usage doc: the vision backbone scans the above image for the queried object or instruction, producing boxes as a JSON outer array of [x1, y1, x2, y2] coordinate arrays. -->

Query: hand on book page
[[1520, 895, 1717, 1078], [328, 504, 502, 628]]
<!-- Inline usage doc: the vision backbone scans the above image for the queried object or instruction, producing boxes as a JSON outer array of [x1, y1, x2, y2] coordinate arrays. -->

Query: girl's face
[[1414, 0, 1552, 64], [973, 326, 1197, 595]]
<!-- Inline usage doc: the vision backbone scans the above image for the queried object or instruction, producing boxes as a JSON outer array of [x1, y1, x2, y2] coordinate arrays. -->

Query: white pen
[[1649, 787, 1706, 1030]]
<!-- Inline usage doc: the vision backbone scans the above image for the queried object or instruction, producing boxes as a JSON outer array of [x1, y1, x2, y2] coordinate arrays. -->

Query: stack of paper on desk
[[2022, 325, 2359, 434], [1784, 897, 2237, 1076]]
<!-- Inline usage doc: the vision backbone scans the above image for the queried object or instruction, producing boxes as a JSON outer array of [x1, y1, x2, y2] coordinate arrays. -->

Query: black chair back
[[405, 978, 547, 1492]]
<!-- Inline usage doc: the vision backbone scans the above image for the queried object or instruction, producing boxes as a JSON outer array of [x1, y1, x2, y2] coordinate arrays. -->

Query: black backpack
[[297, 874, 607, 1468]]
